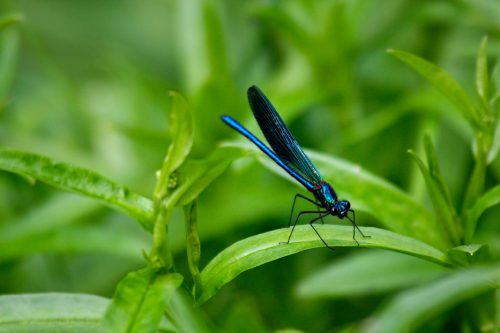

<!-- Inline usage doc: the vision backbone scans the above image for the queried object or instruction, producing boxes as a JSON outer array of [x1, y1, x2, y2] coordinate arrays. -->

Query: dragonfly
[[221, 85, 368, 249]]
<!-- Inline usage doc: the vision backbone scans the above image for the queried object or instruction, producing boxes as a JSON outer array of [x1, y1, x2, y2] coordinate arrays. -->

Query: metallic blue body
[[221, 85, 352, 220], [221, 115, 314, 191]]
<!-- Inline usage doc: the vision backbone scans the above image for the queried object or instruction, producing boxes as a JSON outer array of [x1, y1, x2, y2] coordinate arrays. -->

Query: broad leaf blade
[[388, 49, 484, 131], [0, 293, 109, 333], [0, 148, 154, 229], [103, 268, 183, 333], [196, 225, 449, 305], [367, 266, 500, 333], [295, 250, 447, 299]]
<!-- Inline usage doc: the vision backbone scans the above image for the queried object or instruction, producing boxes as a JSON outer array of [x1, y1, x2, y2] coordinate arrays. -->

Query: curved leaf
[[257, 148, 447, 249], [295, 250, 447, 299], [475, 36, 489, 107], [154, 92, 193, 200], [0, 293, 109, 333], [196, 225, 449, 304], [366, 266, 500, 333], [176, 145, 247, 206], [465, 184, 500, 240], [387, 49, 485, 131], [0, 148, 154, 229], [408, 149, 458, 246]]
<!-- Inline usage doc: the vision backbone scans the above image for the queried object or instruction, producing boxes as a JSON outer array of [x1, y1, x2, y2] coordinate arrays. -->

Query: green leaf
[[387, 49, 485, 131], [408, 150, 456, 246], [488, 121, 500, 163], [196, 225, 450, 304], [0, 18, 20, 100], [167, 290, 213, 333], [0, 148, 154, 229], [447, 244, 489, 266], [366, 266, 500, 333], [258, 148, 447, 249], [0, 13, 23, 31], [295, 250, 447, 299], [476, 36, 489, 108], [423, 136, 462, 242], [465, 184, 500, 240], [154, 91, 193, 200], [203, 1, 230, 82], [462, 136, 487, 215], [0, 293, 109, 333], [176, 145, 247, 206], [0, 194, 100, 243], [150, 146, 245, 267], [0, 225, 148, 262], [103, 268, 183, 333]]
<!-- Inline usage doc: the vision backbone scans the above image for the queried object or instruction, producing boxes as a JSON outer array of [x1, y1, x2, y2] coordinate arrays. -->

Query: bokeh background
[[0, 1, 499, 332]]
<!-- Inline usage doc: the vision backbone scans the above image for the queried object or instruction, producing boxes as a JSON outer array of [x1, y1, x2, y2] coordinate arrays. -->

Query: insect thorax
[[312, 182, 338, 209]]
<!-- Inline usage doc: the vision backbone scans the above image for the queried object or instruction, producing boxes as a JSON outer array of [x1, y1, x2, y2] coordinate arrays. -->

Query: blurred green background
[[0, 0, 499, 332]]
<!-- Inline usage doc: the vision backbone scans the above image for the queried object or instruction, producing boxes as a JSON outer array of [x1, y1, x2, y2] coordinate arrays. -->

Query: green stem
[[184, 200, 201, 291]]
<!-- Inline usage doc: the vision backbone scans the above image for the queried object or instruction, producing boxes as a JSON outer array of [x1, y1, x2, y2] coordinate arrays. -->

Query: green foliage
[[196, 225, 449, 305], [0, 148, 154, 228], [103, 268, 182, 333], [295, 250, 448, 299], [0, 293, 109, 333], [0, 1, 499, 332], [367, 266, 500, 333]]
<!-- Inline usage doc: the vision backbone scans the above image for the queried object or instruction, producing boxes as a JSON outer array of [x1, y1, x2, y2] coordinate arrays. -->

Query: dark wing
[[247, 86, 323, 185]]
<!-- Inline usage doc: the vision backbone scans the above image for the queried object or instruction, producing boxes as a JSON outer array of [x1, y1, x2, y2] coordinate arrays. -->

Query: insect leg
[[309, 213, 335, 251], [288, 194, 322, 228], [281, 210, 326, 245], [347, 209, 370, 246]]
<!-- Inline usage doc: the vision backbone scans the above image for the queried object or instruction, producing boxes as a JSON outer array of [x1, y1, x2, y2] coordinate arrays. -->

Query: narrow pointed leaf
[[388, 49, 484, 131], [196, 225, 450, 305], [0, 148, 154, 229], [476, 36, 489, 107], [176, 146, 246, 206], [296, 250, 447, 299], [465, 184, 500, 240], [423, 136, 462, 242], [447, 244, 489, 266], [408, 150, 456, 246], [155, 92, 193, 199], [367, 266, 500, 333]]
